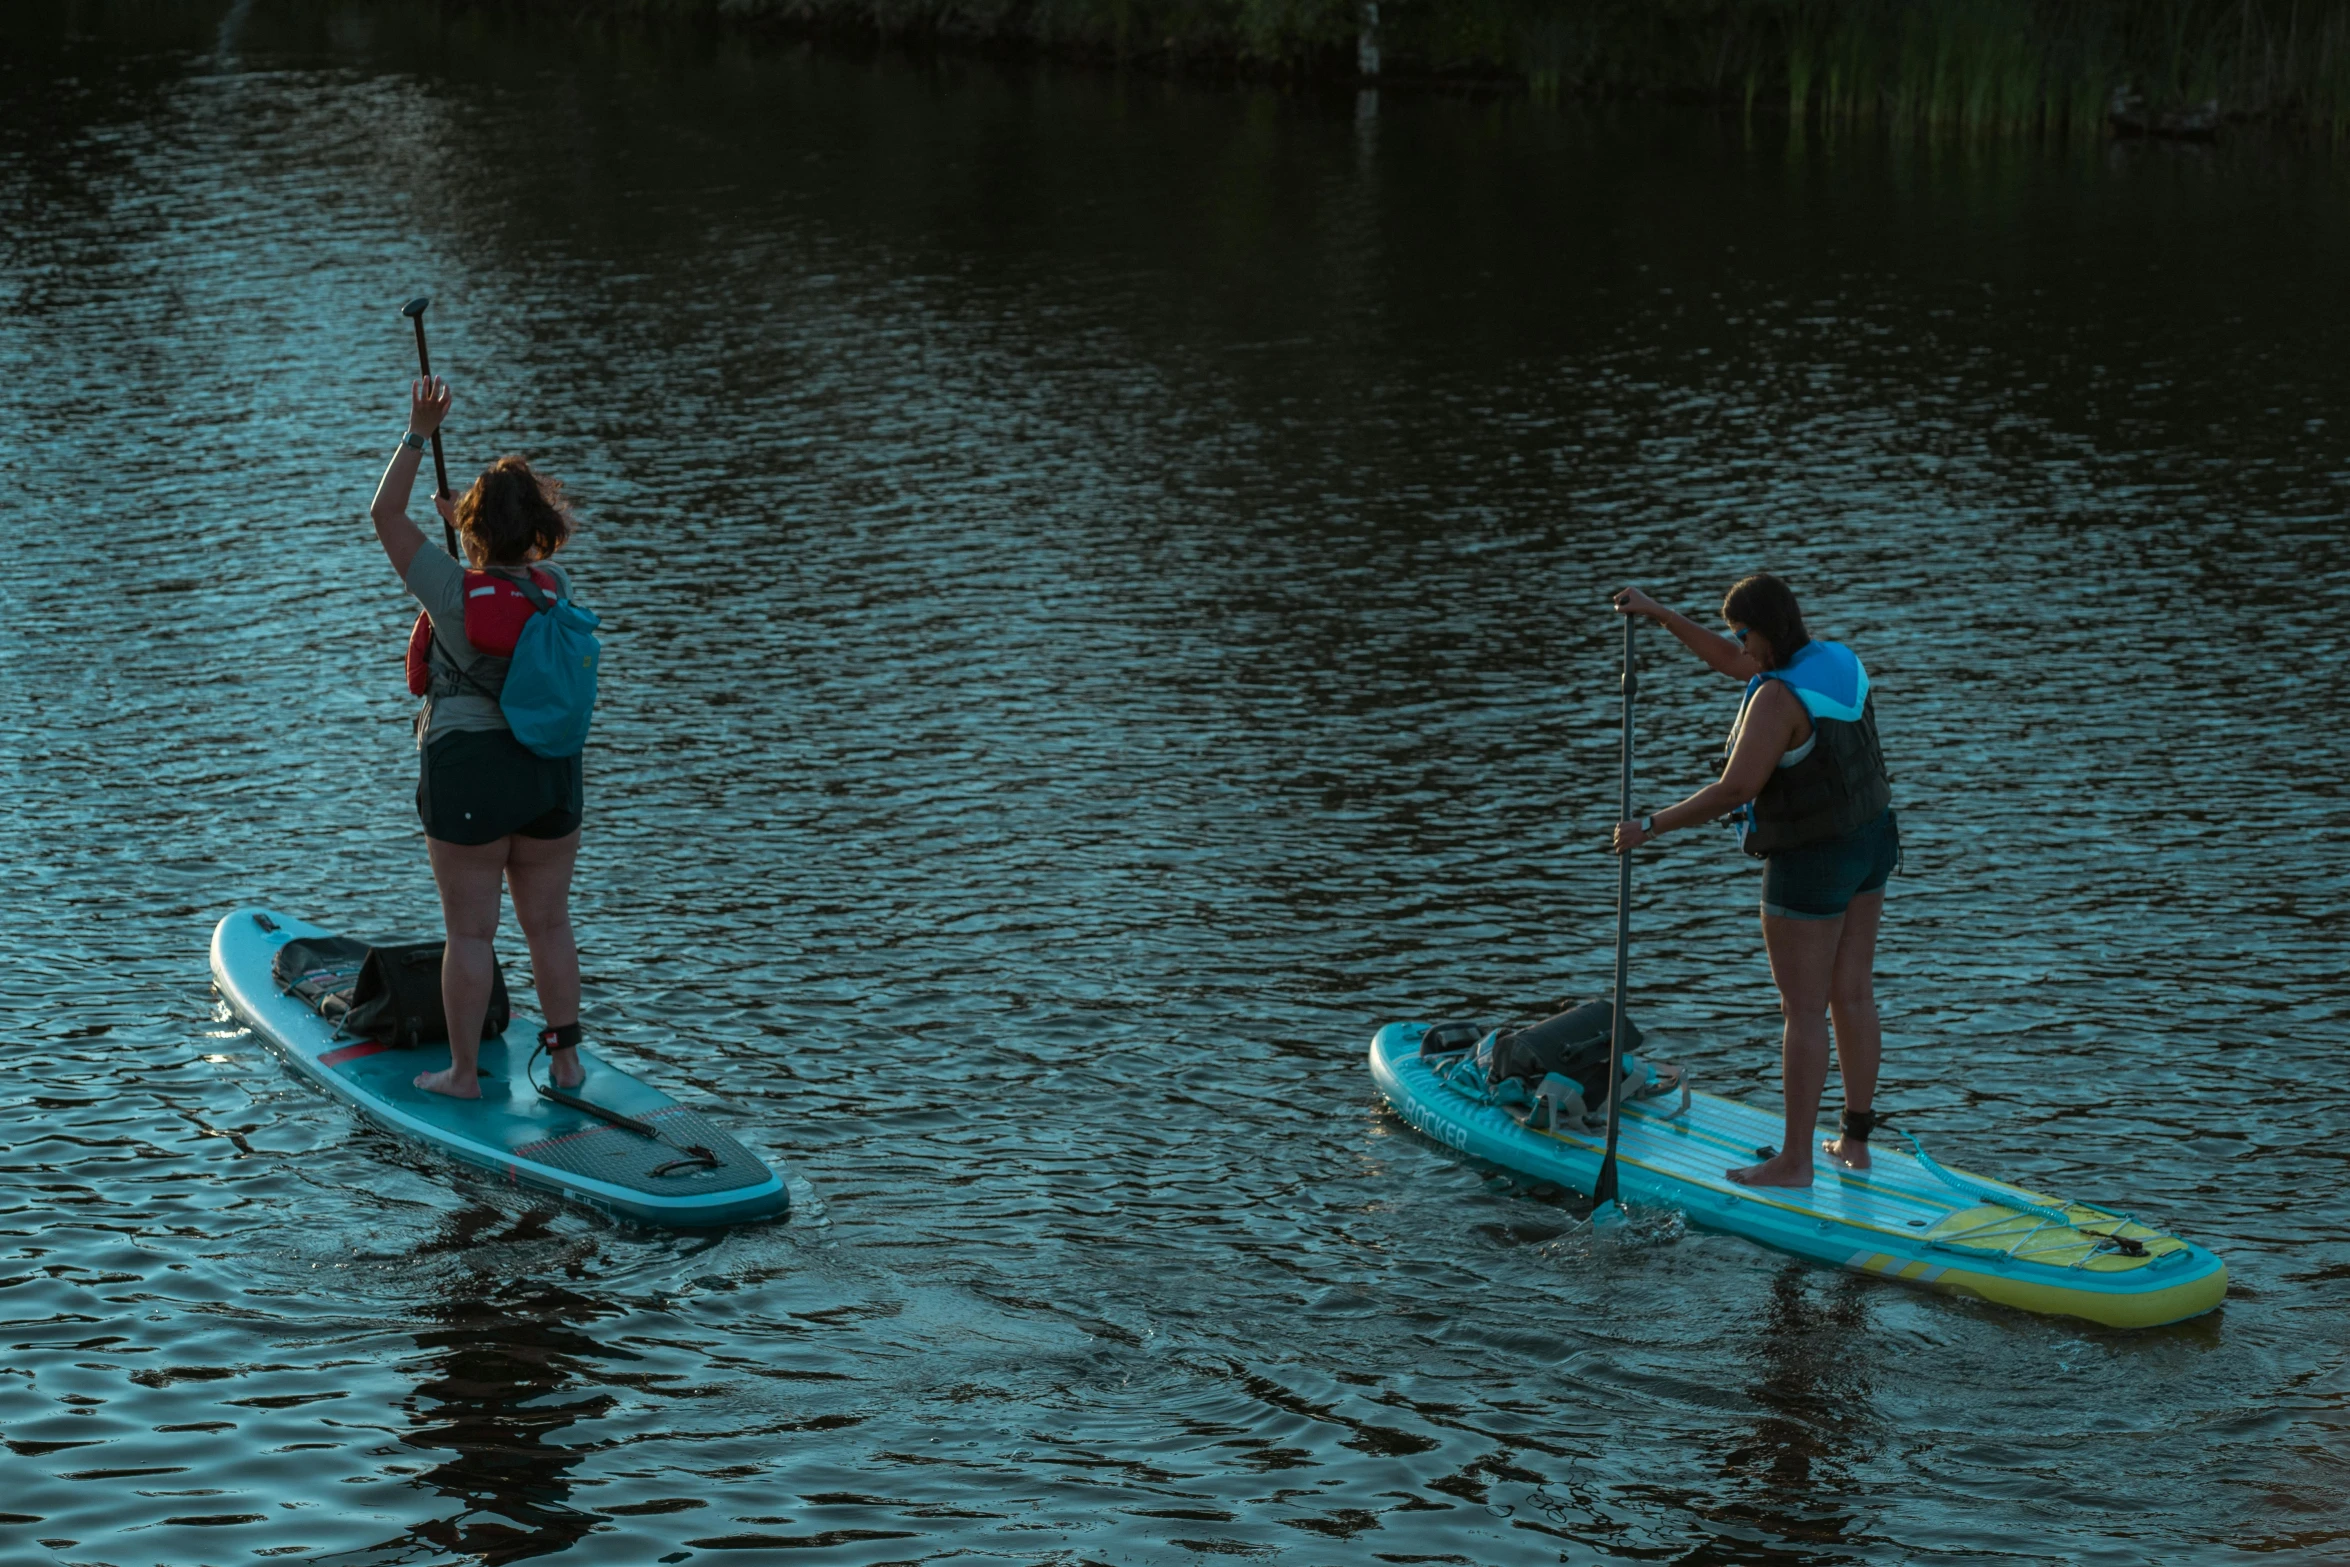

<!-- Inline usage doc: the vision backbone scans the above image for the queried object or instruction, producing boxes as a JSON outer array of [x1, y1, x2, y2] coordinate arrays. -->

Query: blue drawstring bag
[[501, 573, 601, 758]]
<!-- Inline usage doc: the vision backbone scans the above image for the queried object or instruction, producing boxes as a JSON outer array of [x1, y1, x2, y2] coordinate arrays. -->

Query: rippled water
[[4, 4, 2347, 1562]]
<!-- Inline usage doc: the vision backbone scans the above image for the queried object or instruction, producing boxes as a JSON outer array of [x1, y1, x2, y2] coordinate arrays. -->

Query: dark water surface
[[4, 4, 2348, 1562]]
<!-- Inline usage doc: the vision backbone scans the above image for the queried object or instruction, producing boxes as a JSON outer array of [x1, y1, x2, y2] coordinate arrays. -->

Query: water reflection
[[1706, 1266, 1877, 1563], [390, 1209, 617, 1563]]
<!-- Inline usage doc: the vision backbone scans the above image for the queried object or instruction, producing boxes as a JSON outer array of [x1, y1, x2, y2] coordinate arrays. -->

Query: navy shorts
[[1760, 809, 1899, 921], [417, 729, 583, 847]]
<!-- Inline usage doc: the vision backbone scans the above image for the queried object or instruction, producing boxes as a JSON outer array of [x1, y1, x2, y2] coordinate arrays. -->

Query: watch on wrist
[[1640, 815, 1657, 837], [400, 430, 427, 452]]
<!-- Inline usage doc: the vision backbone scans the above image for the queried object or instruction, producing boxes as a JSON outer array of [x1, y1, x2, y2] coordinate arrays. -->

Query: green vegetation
[[597, 0, 2350, 136]]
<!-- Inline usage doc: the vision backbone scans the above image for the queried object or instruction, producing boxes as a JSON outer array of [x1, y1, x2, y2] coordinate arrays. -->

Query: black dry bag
[[1485, 999, 1641, 1104], [271, 935, 509, 1048]]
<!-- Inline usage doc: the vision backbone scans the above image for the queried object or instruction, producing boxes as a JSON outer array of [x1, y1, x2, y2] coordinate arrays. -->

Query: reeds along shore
[[556, 0, 2350, 136]]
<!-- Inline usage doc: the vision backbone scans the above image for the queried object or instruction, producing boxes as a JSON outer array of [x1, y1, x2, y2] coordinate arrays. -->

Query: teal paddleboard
[[211, 908, 790, 1227], [1370, 1021, 2223, 1328]]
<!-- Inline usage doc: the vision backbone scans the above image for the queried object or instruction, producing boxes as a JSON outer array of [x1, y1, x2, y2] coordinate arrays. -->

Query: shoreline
[[459, 0, 2350, 139]]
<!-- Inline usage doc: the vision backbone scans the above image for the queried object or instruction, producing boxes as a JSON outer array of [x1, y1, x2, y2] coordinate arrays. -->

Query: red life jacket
[[404, 611, 433, 696], [404, 568, 559, 696]]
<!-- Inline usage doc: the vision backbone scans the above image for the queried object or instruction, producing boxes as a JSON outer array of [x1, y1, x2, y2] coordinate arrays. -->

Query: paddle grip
[[404, 304, 459, 555]]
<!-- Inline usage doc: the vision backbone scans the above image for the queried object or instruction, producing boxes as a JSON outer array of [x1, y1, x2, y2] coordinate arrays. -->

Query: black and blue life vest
[[1730, 639, 1891, 857]]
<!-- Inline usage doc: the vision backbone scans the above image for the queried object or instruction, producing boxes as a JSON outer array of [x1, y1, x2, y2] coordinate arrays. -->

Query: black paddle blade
[[400, 296, 430, 318]]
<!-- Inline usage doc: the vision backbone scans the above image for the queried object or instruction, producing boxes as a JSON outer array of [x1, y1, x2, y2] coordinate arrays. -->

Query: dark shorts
[[417, 728, 583, 847], [1760, 809, 1899, 921]]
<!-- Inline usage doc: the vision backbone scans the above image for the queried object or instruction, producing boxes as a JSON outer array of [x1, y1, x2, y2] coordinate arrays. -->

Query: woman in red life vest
[[367, 375, 586, 1100]]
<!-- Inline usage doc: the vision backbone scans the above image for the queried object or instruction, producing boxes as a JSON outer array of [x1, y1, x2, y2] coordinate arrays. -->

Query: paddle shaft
[[1593, 615, 1636, 1206], [403, 303, 459, 556]]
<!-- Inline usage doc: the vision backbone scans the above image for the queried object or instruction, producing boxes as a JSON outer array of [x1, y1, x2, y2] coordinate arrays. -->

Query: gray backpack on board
[[1419, 1000, 1664, 1131], [1480, 999, 1642, 1105]]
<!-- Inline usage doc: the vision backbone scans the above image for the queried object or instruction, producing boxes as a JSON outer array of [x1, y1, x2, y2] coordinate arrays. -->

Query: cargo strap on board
[[1428, 1047, 1690, 1130]]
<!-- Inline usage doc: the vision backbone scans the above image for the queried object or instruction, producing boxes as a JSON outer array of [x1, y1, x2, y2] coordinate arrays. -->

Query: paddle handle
[[404, 304, 458, 556], [1594, 614, 1637, 1206]]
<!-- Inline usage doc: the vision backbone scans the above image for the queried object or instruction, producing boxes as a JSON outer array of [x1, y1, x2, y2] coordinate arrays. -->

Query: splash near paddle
[[212, 909, 789, 1227], [1368, 1023, 2224, 1329]]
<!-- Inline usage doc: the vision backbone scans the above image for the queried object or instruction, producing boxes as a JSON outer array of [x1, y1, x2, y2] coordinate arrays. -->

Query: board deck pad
[[1369, 1021, 2222, 1328], [212, 909, 790, 1227]]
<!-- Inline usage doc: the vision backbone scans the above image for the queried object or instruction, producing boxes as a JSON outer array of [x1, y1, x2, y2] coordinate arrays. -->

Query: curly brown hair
[[455, 456, 573, 566]]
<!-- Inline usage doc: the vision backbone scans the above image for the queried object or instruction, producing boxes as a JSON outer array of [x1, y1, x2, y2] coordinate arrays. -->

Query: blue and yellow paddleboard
[[1369, 1022, 2223, 1329], [212, 909, 790, 1228]]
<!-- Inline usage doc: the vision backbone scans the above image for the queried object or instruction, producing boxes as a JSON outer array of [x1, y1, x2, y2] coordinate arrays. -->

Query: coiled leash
[[528, 1024, 719, 1178]]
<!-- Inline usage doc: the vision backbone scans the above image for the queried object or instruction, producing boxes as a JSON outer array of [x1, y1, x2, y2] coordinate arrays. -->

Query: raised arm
[[1612, 586, 1764, 681], [368, 376, 453, 580]]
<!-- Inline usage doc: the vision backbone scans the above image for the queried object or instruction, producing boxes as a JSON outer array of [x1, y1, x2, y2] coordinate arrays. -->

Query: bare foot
[[1728, 1149, 1815, 1187], [1823, 1136, 1872, 1170], [546, 1047, 584, 1090], [414, 1066, 481, 1100]]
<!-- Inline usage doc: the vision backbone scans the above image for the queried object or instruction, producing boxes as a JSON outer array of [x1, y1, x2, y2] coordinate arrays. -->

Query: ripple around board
[[1, 4, 2348, 1564]]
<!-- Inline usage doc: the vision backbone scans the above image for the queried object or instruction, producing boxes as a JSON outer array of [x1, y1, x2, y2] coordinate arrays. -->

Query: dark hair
[[455, 456, 573, 566], [1721, 572, 1810, 670]]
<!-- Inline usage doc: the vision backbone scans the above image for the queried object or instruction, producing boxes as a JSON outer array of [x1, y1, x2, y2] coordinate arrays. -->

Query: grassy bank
[[547, 0, 2350, 136]]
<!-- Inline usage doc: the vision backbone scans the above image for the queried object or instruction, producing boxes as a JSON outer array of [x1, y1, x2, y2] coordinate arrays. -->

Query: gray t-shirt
[[402, 546, 573, 747]]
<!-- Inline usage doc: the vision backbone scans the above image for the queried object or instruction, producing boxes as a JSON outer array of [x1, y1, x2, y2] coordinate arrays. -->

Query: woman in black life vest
[[368, 375, 586, 1100], [1609, 575, 1898, 1189]]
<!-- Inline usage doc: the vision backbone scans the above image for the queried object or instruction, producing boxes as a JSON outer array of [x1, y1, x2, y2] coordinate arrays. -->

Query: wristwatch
[[400, 430, 428, 452], [1640, 815, 1657, 837]]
